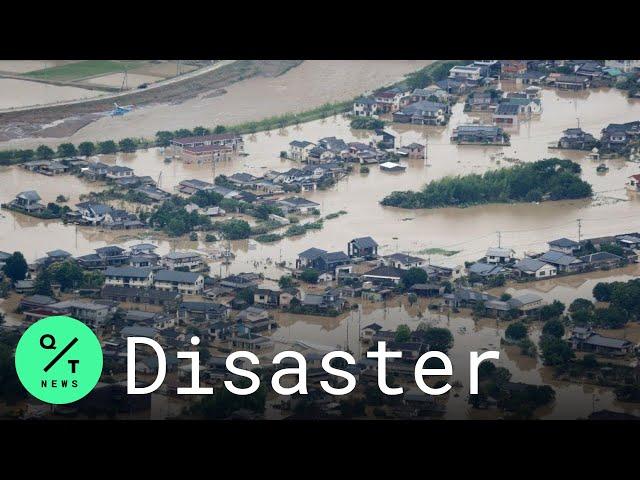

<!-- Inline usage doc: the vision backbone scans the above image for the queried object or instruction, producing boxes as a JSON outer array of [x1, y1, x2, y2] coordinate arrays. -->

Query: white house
[[449, 65, 483, 82], [289, 141, 316, 161], [548, 237, 580, 255], [153, 270, 204, 295], [485, 247, 516, 264], [513, 258, 557, 279], [353, 97, 379, 117], [75, 202, 113, 225], [161, 251, 205, 272], [104, 266, 154, 288], [381, 253, 426, 270]]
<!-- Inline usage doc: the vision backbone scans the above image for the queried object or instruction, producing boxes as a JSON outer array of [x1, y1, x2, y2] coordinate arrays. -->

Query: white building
[[485, 247, 516, 264], [449, 65, 483, 82], [104, 266, 154, 288], [161, 251, 205, 272], [154, 270, 204, 295]]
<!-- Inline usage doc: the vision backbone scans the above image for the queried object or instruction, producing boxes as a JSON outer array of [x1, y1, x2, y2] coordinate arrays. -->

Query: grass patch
[[417, 248, 460, 257], [24, 60, 146, 81]]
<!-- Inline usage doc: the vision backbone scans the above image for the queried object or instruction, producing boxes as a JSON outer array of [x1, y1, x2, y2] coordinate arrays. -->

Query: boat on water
[[596, 163, 609, 172], [164, 156, 173, 163]]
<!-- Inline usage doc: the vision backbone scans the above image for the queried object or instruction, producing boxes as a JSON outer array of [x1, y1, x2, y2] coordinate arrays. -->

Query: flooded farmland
[[2, 82, 640, 419]]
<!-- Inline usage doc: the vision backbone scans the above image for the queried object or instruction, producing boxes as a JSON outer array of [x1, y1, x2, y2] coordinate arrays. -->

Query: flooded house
[[296, 247, 327, 269], [492, 103, 520, 128], [557, 128, 598, 150], [548, 237, 581, 255], [288, 140, 316, 161], [513, 258, 557, 279], [100, 285, 181, 308], [393, 100, 449, 126], [451, 124, 509, 145], [570, 327, 635, 356], [579, 251, 625, 269], [397, 142, 425, 159], [75, 202, 112, 225], [170, 132, 244, 153], [9, 190, 45, 214], [161, 251, 205, 272], [552, 74, 590, 90], [352, 97, 379, 117], [82, 162, 110, 181], [348, 236, 379, 259], [105, 165, 134, 180], [467, 262, 507, 279], [599, 121, 640, 153], [449, 64, 484, 84], [180, 144, 233, 164], [501, 60, 528, 79], [21, 160, 68, 176], [372, 129, 396, 150], [372, 87, 411, 113], [411, 85, 450, 104], [276, 196, 320, 214], [310, 251, 352, 274], [537, 250, 584, 273], [464, 90, 501, 112], [485, 247, 516, 264], [135, 185, 171, 202]]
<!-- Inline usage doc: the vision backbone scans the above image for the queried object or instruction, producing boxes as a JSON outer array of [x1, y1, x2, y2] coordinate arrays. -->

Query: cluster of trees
[[350, 117, 384, 130], [469, 361, 555, 417], [381, 159, 592, 209], [33, 260, 105, 295], [567, 279, 640, 329], [577, 240, 625, 258], [213, 219, 252, 240], [147, 198, 212, 237]]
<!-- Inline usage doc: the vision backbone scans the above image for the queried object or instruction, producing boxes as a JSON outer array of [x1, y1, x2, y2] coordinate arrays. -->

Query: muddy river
[[2, 84, 640, 419]]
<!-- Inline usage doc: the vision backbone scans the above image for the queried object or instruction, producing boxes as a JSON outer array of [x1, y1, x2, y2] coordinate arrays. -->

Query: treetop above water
[[380, 158, 593, 209]]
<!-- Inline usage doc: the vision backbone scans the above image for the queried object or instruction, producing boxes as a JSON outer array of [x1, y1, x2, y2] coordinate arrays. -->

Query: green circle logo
[[15, 316, 103, 405]]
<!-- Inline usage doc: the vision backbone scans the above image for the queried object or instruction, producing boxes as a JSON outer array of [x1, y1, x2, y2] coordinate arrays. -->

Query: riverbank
[[0, 60, 433, 150]]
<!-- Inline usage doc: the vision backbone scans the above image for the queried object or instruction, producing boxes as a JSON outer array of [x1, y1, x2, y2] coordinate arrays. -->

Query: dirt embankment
[[0, 60, 302, 141]]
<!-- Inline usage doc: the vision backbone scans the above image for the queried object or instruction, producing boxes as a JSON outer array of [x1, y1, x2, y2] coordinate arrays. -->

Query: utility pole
[[577, 218, 582, 243], [497, 230, 502, 248]]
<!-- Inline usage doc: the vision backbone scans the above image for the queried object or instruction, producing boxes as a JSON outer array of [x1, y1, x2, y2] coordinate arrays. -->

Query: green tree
[[98, 140, 117, 154], [300, 269, 320, 284], [36, 145, 54, 160], [48, 260, 84, 291], [57, 143, 77, 158], [500, 293, 512, 301], [78, 141, 96, 157], [34, 268, 53, 296], [569, 298, 594, 313], [593, 282, 614, 302], [213, 125, 227, 134], [118, 138, 137, 152], [419, 327, 454, 352], [192, 126, 210, 136], [279, 276, 295, 289], [542, 318, 565, 338], [594, 306, 629, 329], [0, 342, 27, 403], [540, 300, 565, 321], [2, 252, 28, 282], [155, 131, 174, 147], [401, 267, 428, 289], [505, 322, 528, 341], [395, 324, 411, 342], [216, 219, 251, 240], [539, 336, 574, 366]]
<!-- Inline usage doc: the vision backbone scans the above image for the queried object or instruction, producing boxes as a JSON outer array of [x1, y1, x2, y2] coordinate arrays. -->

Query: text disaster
[[127, 337, 499, 396]]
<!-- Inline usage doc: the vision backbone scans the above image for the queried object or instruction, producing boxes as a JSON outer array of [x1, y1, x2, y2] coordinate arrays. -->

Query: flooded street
[[2, 83, 640, 419]]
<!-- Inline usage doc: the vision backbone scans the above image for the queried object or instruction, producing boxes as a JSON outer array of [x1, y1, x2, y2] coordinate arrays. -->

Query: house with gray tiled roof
[[154, 269, 204, 295]]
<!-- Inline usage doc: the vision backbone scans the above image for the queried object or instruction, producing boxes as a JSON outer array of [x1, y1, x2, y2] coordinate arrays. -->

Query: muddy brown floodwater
[[2, 84, 640, 419]]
